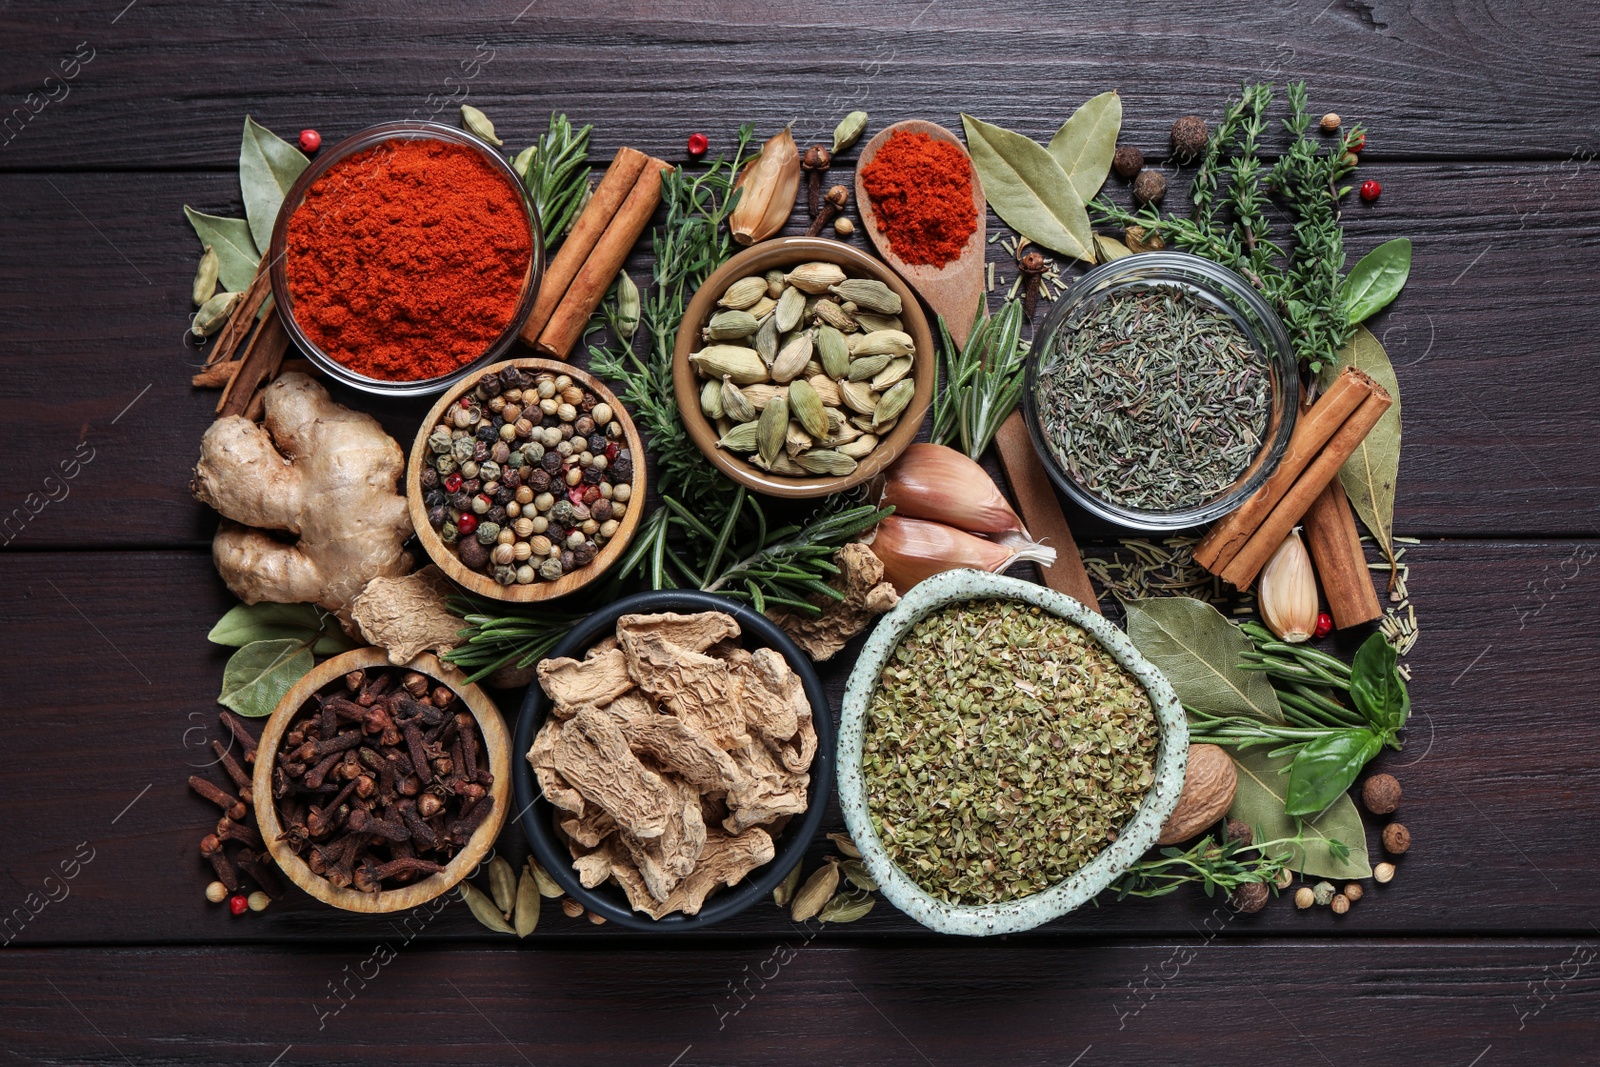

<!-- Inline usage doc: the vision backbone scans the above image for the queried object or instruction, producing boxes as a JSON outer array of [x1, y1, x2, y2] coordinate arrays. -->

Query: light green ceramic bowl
[[837, 570, 1189, 936]]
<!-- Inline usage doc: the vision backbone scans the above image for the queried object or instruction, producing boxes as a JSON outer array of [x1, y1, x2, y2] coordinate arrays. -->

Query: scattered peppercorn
[[1112, 144, 1144, 179], [1330, 893, 1350, 915], [833, 216, 856, 237], [1314, 612, 1334, 639], [1225, 818, 1253, 845], [1230, 882, 1270, 914], [205, 880, 229, 904], [1362, 773, 1402, 815], [1360, 179, 1382, 202], [1341, 152, 1360, 168], [1374, 861, 1396, 883], [1382, 822, 1411, 854], [1274, 867, 1294, 890], [1133, 169, 1167, 206], [228, 894, 249, 916], [247, 891, 271, 912], [1319, 113, 1341, 133], [1312, 880, 1336, 906], [1170, 115, 1209, 161], [1348, 132, 1366, 153], [686, 132, 708, 157], [1343, 882, 1364, 904], [1294, 886, 1316, 909], [299, 129, 322, 153]]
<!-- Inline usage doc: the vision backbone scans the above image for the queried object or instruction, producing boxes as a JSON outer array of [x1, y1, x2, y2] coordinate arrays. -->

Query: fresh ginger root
[[192, 372, 413, 622]]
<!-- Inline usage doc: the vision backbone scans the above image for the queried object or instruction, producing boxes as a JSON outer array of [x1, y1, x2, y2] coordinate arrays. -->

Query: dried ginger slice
[[767, 542, 899, 661], [621, 714, 748, 800], [601, 688, 656, 728], [572, 848, 613, 889], [616, 775, 706, 902], [537, 648, 634, 717], [552, 708, 677, 841], [528, 719, 584, 815], [618, 628, 751, 750], [616, 610, 741, 654], [613, 827, 777, 919], [559, 806, 617, 849], [723, 736, 810, 835]]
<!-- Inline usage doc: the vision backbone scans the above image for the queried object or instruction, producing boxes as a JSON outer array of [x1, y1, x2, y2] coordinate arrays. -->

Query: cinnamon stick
[[192, 359, 241, 389], [994, 411, 1101, 613], [1304, 479, 1383, 629], [206, 257, 274, 368], [1195, 367, 1380, 574], [1219, 388, 1393, 589], [535, 156, 670, 359], [217, 311, 290, 418], [518, 146, 651, 347]]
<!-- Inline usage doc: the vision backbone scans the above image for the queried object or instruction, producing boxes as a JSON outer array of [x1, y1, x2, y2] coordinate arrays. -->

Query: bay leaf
[[207, 601, 356, 655], [183, 207, 260, 293], [1124, 597, 1283, 722], [1228, 747, 1372, 879], [1094, 234, 1133, 263], [1341, 237, 1412, 325], [239, 115, 309, 252], [1320, 325, 1402, 569], [217, 637, 314, 718], [1046, 90, 1122, 204], [961, 113, 1092, 262]]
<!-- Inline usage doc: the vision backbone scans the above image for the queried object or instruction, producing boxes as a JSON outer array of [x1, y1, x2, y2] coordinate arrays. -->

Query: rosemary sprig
[[519, 113, 593, 242], [1111, 831, 1303, 900], [930, 299, 1028, 460], [440, 597, 582, 684]]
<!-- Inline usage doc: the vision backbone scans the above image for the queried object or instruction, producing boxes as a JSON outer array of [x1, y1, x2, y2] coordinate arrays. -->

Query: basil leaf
[[1229, 747, 1371, 879], [961, 113, 1093, 262], [1320, 326, 1402, 571], [1125, 596, 1284, 722], [239, 115, 309, 252], [1350, 632, 1409, 731], [1045, 90, 1121, 204], [1284, 729, 1382, 817], [183, 206, 260, 293], [217, 638, 314, 718], [1341, 237, 1412, 325]]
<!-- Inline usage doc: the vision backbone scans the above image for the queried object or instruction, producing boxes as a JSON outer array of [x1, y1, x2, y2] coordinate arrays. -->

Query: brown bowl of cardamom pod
[[672, 236, 935, 500]]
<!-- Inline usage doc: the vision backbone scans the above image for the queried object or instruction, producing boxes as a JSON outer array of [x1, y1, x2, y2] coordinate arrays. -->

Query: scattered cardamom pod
[[852, 329, 916, 358], [871, 357, 914, 391], [832, 111, 869, 155], [529, 859, 563, 898], [460, 104, 503, 146], [839, 858, 879, 892], [795, 449, 857, 476], [773, 862, 804, 908], [847, 352, 893, 382], [837, 434, 878, 459], [721, 377, 758, 423], [874, 379, 914, 428], [459, 881, 515, 934], [700, 377, 725, 420], [616, 271, 641, 340], [511, 144, 536, 183], [787, 378, 830, 439], [818, 888, 877, 924], [757, 393, 789, 465], [817, 324, 851, 379], [718, 276, 769, 310], [770, 332, 813, 384], [717, 420, 760, 452], [826, 832, 863, 859], [690, 345, 768, 385], [784, 261, 847, 294], [828, 279, 902, 315], [704, 309, 760, 341], [191, 290, 243, 338], [192, 244, 219, 307], [487, 856, 517, 915], [790, 860, 841, 923], [839, 379, 879, 415], [513, 868, 540, 938]]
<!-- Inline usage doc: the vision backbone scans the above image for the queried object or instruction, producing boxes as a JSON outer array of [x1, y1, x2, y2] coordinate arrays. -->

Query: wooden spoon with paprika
[[854, 120, 987, 347]]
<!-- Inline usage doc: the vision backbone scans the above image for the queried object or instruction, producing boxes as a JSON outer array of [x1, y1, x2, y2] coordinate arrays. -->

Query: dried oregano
[[861, 598, 1158, 905]]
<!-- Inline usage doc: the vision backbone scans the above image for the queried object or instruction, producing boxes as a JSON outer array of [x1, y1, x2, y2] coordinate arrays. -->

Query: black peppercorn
[[574, 416, 596, 437], [591, 499, 613, 523], [461, 478, 480, 495], [1133, 169, 1167, 206], [582, 466, 603, 486], [427, 505, 447, 528], [573, 542, 597, 565], [1112, 144, 1144, 179], [501, 469, 522, 490], [420, 467, 439, 490], [588, 433, 607, 454], [541, 451, 563, 474], [423, 488, 447, 510], [456, 537, 491, 571], [498, 367, 523, 390], [486, 505, 508, 526], [611, 456, 633, 481], [477, 373, 502, 397], [494, 487, 514, 507], [541, 414, 560, 429], [450, 491, 473, 511], [560, 549, 575, 572], [579, 393, 597, 414], [1170, 115, 1209, 161], [527, 469, 551, 492], [546, 524, 567, 544]]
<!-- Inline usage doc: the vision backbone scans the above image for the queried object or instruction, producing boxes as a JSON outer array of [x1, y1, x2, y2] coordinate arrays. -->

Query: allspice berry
[[1382, 822, 1411, 855], [1320, 112, 1342, 132], [1330, 893, 1351, 915], [1133, 169, 1167, 207], [1294, 886, 1316, 909], [1224, 818, 1253, 845], [1343, 883, 1364, 904], [1362, 773, 1402, 815], [1230, 882, 1270, 914], [1170, 115, 1209, 161], [1374, 862, 1396, 883], [1112, 144, 1144, 179]]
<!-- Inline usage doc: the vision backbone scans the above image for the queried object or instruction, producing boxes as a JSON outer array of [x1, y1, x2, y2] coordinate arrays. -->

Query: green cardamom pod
[[755, 314, 779, 364], [832, 111, 869, 155], [757, 394, 789, 465], [837, 433, 878, 459], [718, 276, 768, 310], [191, 290, 242, 338], [460, 104, 503, 146], [839, 858, 879, 892], [721, 377, 758, 423], [817, 325, 851, 380], [787, 378, 830, 439], [851, 329, 916, 358], [774, 286, 805, 334], [785, 421, 813, 458], [459, 881, 514, 934], [746, 295, 778, 321], [811, 298, 857, 332], [847, 352, 893, 382], [790, 861, 841, 922], [690, 345, 768, 385], [794, 449, 857, 476], [743, 383, 784, 411], [818, 888, 876, 923], [529, 859, 563, 898], [703, 309, 759, 341], [870, 356, 914, 392], [838, 379, 879, 415], [513, 868, 540, 938], [826, 832, 863, 859], [873, 378, 914, 428], [770, 332, 813, 384], [699, 377, 725, 420], [783, 261, 847, 295], [511, 144, 537, 183], [192, 244, 219, 307], [755, 450, 808, 476], [807, 375, 842, 408], [773, 862, 804, 908], [487, 857, 517, 915], [616, 271, 641, 340], [716, 420, 761, 452], [828, 279, 902, 315], [764, 269, 786, 299], [853, 311, 904, 334]]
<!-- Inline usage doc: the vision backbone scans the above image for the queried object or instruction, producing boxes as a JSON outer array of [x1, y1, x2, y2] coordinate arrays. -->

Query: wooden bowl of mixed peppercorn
[[252, 648, 511, 914], [407, 358, 646, 603]]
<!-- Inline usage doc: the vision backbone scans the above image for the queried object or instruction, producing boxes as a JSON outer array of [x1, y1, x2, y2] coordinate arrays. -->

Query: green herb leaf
[[1284, 728, 1382, 816], [961, 113, 1092, 262], [1349, 632, 1408, 731], [1229, 747, 1372, 878], [239, 115, 309, 252], [1046, 90, 1122, 204], [183, 207, 260, 293], [208, 601, 356, 655], [217, 638, 314, 718], [1320, 325, 1402, 569], [1125, 596, 1284, 722], [1341, 237, 1411, 325]]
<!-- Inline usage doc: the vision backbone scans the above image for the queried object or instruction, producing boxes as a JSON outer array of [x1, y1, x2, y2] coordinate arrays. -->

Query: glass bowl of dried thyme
[[1022, 251, 1298, 531], [836, 569, 1189, 936]]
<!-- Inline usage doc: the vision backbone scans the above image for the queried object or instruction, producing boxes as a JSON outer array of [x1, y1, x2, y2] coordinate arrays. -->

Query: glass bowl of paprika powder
[[268, 120, 543, 397]]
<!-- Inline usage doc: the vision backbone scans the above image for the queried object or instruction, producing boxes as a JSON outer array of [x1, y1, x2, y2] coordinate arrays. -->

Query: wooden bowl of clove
[[252, 648, 511, 914]]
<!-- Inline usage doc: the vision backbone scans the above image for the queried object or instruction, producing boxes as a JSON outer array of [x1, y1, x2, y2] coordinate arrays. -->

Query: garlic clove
[[868, 515, 1056, 594], [730, 128, 800, 246], [879, 443, 1031, 540], [1258, 528, 1318, 643]]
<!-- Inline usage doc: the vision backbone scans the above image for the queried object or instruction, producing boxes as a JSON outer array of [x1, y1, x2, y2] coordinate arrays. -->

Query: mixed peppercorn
[[420, 366, 633, 586]]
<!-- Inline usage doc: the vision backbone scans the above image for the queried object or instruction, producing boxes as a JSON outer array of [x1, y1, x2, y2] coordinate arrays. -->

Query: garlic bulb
[[730, 128, 800, 246], [879, 444, 1032, 544], [1258, 528, 1318, 643], [868, 515, 1057, 594]]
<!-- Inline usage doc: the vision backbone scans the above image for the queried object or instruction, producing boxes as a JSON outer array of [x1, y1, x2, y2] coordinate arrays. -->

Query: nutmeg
[[1156, 744, 1238, 845], [1362, 773, 1402, 815], [1382, 822, 1411, 855]]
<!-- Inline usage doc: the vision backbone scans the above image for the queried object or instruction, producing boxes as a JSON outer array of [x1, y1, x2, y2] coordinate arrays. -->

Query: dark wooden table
[[3, 2, 1598, 1063]]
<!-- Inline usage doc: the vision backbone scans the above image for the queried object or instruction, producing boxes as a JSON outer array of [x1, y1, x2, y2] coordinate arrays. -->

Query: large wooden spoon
[[854, 119, 987, 347]]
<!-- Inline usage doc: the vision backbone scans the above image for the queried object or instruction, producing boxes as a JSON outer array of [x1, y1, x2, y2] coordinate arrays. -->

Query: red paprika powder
[[284, 138, 532, 381], [859, 131, 978, 267]]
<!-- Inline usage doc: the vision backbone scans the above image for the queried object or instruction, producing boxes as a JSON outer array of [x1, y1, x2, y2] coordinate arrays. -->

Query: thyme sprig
[[1110, 831, 1307, 900]]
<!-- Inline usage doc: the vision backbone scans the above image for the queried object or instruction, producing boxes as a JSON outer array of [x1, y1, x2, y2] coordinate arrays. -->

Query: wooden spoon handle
[[994, 411, 1100, 613]]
